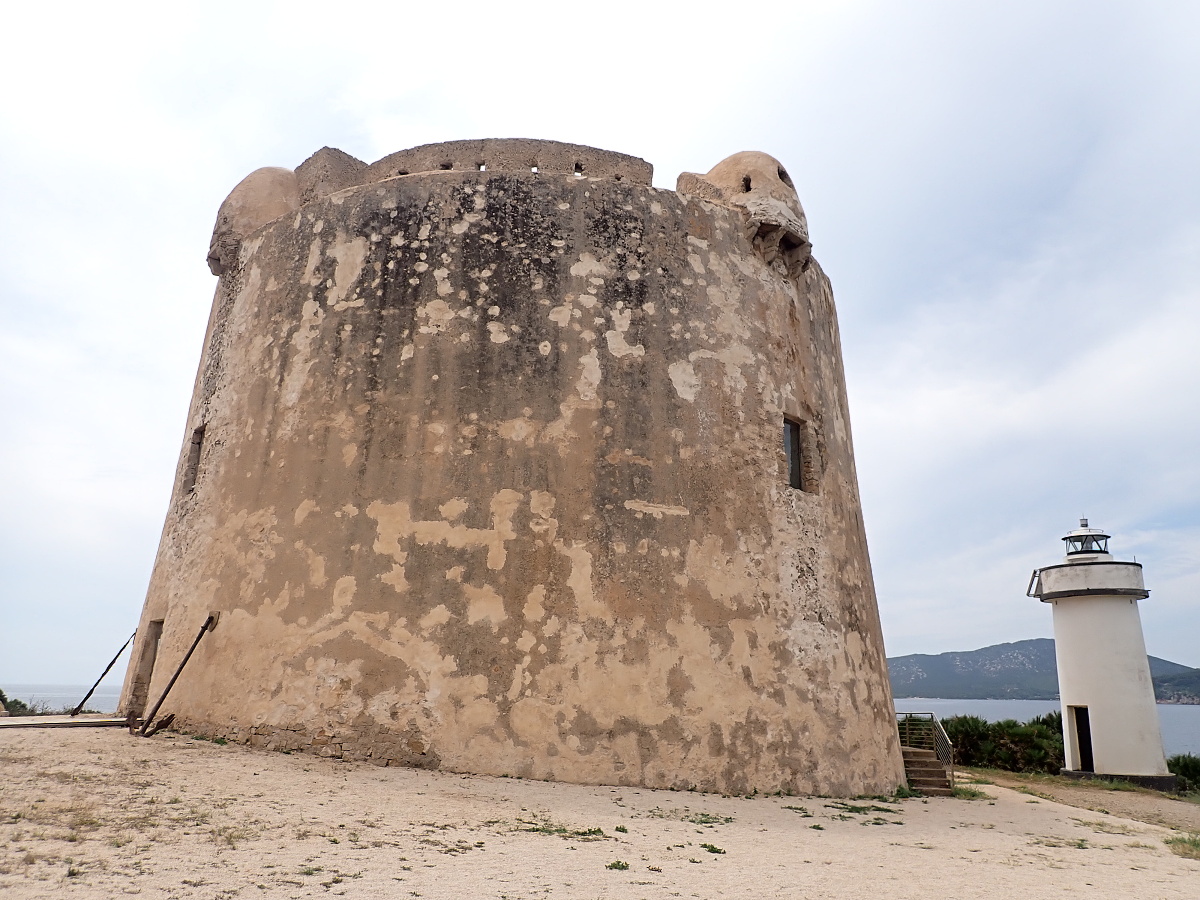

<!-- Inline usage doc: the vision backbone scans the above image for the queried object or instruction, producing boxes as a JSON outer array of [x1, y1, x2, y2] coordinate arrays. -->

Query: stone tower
[[119, 138, 904, 796]]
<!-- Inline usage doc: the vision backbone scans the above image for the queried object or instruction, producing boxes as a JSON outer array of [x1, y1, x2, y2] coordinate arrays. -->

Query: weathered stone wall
[[120, 139, 904, 796]]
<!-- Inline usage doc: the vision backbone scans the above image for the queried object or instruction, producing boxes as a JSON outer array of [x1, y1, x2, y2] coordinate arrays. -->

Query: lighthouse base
[[1060, 769, 1178, 792]]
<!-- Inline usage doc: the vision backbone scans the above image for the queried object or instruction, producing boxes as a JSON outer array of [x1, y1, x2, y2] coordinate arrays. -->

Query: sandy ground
[[1, 728, 1196, 899], [977, 771, 1200, 832]]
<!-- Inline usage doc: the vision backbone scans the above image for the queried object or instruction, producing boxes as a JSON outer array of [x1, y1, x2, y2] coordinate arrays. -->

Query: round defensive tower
[[119, 138, 904, 796]]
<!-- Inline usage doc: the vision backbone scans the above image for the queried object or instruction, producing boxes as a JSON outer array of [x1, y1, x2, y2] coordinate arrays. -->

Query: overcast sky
[[2, 1, 1197, 686]]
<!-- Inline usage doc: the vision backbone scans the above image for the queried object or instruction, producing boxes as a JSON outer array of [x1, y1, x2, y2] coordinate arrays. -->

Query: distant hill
[[887, 638, 1199, 703], [1154, 668, 1200, 704]]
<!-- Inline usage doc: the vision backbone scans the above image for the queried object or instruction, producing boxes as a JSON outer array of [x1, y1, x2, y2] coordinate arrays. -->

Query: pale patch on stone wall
[[604, 307, 644, 358], [522, 586, 547, 621], [569, 252, 610, 278], [555, 541, 603, 620], [294, 499, 318, 526], [417, 298, 456, 334], [684, 536, 758, 609], [327, 232, 369, 308], [667, 360, 700, 402], [438, 498, 469, 520], [368, 490, 522, 573], [624, 500, 690, 519], [464, 584, 506, 632], [543, 349, 602, 449], [280, 299, 324, 411]]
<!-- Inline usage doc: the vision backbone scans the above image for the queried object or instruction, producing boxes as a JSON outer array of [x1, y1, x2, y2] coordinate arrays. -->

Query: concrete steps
[[901, 746, 953, 796]]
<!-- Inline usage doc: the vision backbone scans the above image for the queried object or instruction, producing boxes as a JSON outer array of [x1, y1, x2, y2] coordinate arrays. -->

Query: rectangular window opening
[[784, 417, 818, 493], [181, 424, 205, 495], [785, 418, 804, 490]]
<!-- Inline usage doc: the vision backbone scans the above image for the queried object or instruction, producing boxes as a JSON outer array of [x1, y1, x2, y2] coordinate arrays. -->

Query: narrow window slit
[[784, 417, 817, 493], [181, 424, 205, 495]]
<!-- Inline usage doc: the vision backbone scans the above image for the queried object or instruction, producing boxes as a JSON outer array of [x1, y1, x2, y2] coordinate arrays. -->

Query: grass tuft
[[1165, 832, 1200, 860], [951, 786, 991, 800]]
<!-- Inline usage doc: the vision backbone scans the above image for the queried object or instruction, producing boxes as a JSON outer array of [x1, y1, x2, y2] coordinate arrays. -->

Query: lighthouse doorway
[[1070, 706, 1094, 772]]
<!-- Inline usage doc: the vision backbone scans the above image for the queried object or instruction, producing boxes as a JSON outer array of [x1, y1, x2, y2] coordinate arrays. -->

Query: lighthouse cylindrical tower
[[1028, 520, 1176, 789]]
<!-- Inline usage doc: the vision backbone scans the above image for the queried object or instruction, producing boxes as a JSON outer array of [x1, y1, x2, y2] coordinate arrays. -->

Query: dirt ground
[[975, 770, 1200, 833], [1, 727, 1197, 899]]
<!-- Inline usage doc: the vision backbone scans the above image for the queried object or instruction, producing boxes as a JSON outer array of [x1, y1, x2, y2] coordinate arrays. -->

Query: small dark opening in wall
[[573, 162, 584, 176], [439, 162, 453, 170], [742, 176, 753, 193], [1070, 706, 1095, 772], [784, 417, 818, 493], [396, 169, 409, 176], [777, 166, 794, 188], [181, 424, 205, 495], [784, 418, 803, 490]]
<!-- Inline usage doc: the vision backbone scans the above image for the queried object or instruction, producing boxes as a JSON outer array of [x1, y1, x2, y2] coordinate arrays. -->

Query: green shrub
[[1167, 753, 1200, 792], [0, 689, 32, 717], [941, 713, 1064, 774]]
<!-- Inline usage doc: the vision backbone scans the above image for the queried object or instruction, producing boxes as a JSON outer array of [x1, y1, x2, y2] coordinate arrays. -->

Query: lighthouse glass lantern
[[1027, 520, 1176, 790]]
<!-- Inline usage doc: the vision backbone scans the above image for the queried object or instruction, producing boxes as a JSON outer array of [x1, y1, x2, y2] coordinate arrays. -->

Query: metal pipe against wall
[[138, 614, 217, 737]]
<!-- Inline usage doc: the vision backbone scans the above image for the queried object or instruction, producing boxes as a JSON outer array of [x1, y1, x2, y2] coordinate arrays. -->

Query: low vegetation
[[1165, 832, 1200, 860], [0, 689, 100, 717], [1166, 753, 1200, 793], [943, 711, 1198, 794], [942, 712, 1064, 774]]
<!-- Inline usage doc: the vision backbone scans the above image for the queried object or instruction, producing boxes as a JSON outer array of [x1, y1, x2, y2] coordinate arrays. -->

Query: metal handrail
[[896, 712, 955, 787]]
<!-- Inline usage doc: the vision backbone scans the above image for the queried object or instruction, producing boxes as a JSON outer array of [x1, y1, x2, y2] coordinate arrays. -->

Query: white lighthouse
[[1027, 520, 1176, 789]]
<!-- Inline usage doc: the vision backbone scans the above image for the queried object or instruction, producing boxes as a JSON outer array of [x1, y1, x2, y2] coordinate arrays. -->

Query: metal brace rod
[[138, 614, 217, 737], [71, 629, 137, 716]]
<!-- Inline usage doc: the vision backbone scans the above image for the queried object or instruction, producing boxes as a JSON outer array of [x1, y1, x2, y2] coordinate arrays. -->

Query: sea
[[3, 684, 122, 715], [894, 697, 1200, 757], [5, 685, 1198, 757]]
